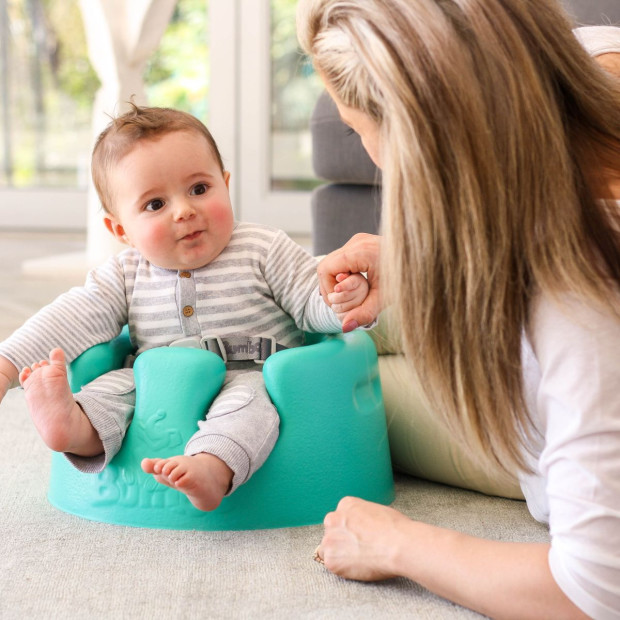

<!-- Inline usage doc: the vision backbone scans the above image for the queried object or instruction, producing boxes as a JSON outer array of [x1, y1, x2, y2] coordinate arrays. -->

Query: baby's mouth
[[180, 230, 203, 242]]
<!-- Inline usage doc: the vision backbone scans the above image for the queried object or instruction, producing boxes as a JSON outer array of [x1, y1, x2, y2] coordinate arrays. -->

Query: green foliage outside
[[0, 0, 209, 188], [0, 0, 98, 186], [45, 1, 100, 111], [1, 0, 315, 190], [41, 0, 210, 117], [144, 0, 209, 122], [271, 0, 323, 131]]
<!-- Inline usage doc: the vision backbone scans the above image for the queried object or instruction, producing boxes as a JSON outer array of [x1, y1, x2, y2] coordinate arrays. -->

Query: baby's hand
[[326, 272, 370, 325]]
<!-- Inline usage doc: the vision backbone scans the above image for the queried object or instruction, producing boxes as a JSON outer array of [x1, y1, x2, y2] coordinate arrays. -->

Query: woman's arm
[[318, 497, 589, 620], [317, 233, 382, 331]]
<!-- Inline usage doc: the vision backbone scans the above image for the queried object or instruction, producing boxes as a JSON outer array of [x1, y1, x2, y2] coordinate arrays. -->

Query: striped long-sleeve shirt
[[0, 222, 343, 370]]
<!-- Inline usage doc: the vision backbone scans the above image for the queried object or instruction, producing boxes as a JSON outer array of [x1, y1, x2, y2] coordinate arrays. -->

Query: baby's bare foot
[[19, 348, 103, 456], [141, 454, 233, 511]]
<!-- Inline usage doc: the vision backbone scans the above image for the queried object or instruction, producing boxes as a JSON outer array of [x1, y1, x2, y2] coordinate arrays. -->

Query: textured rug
[[0, 387, 548, 619]]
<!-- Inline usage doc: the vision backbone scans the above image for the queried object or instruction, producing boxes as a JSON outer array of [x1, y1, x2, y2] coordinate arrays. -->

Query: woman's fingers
[[316, 496, 405, 581], [318, 234, 383, 326]]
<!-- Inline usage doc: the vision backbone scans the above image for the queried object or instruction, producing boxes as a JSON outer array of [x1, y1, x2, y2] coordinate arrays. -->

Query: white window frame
[[210, 0, 312, 235], [0, 189, 86, 230]]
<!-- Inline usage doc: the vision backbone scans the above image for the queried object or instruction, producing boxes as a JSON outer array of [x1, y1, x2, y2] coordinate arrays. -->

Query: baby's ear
[[103, 216, 129, 245]]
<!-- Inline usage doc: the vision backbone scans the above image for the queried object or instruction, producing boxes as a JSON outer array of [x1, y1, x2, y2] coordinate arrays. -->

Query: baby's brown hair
[[92, 104, 225, 213]]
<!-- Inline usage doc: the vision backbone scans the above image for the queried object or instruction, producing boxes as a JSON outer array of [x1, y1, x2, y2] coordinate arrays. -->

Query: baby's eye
[[145, 199, 165, 212], [191, 183, 207, 196]]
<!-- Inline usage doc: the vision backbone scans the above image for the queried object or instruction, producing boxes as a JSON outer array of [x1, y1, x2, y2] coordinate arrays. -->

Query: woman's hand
[[314, 497, 588, 619], [317, 234, 382, 332], [315, 496, 411, 581]]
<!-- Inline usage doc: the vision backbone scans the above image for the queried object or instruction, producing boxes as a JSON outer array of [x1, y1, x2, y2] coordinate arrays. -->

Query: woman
[[297, 0, 620, 617]]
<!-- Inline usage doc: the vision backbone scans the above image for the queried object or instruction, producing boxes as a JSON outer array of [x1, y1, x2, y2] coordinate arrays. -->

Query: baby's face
[[104, 130, 234, 271]]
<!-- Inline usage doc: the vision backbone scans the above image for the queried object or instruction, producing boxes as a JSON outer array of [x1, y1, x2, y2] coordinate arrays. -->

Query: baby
[[0, 105, 368, 511]]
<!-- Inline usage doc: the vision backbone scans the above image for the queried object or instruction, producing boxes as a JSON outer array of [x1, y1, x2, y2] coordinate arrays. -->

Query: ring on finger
[[313, 546, 325, 565]]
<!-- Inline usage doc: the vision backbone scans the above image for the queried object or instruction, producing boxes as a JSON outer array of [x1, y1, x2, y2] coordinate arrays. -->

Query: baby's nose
[[173, 200, 196, 220]]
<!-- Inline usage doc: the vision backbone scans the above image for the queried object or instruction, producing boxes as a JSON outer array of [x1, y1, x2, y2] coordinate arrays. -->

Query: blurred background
[[0, 0, 323, 233], [0, 0, 323, 337], [0, 0, 614, 337]]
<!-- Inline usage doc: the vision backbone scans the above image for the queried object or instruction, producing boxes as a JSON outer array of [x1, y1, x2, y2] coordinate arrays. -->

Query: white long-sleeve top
[[0, 222, 343, 371], [520, 287, 620, 619], [528, 25, 620, 618]]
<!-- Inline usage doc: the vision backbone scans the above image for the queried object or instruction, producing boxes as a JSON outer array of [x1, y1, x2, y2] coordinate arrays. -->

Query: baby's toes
[[141, 457, 158, 474], [165, 461, 188, 483], [48, 348, 66, 365], [153, 474, 174, 489], [19, 367, 32, 385], [153, 459, 169, 475], [161, 459, 180, 477]]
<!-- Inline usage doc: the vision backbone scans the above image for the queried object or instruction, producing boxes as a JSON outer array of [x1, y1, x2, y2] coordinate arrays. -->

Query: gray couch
[[309, 0, 620, 256]]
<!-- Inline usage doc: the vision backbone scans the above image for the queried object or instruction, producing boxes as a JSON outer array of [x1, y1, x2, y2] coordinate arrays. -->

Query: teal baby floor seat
[[48, 330, 394, 530]]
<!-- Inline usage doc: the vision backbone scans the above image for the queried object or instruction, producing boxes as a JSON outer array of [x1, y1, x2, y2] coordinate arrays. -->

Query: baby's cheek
[[137, 224, 172, 259], [210, 203, 234, 228], [145, 224, 169, 247]]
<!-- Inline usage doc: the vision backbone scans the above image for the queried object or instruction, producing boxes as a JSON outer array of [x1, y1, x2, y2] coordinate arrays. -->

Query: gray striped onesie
[[0, 222, 343, 493]]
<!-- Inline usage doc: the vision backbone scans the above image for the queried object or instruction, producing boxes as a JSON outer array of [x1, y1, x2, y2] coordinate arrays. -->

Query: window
[[0, 0, 97, 189], [0, 0, 209, 230], [145, 0, 210, 122], [221, 0, 320, 233], [1, 0, 318, 234], [270, 0, 323, 192]]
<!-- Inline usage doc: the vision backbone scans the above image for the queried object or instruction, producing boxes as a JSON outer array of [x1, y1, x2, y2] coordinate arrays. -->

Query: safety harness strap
[[169, 335, 288, 364]]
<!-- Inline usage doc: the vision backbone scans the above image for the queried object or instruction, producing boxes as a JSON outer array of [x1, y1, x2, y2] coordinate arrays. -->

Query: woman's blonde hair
[[298, 0, 620, 473]]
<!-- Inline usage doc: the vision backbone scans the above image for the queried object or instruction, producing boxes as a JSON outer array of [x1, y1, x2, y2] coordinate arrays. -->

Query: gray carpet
[[0, 387, 549, 619]]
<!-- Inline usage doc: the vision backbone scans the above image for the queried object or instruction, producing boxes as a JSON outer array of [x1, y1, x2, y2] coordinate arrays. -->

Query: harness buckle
[[254, 336, 277, 365], [169, 335, 203, 349], [201, 335, 228, 364]]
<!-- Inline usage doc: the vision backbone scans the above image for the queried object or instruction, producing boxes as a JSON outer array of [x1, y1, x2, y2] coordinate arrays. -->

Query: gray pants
[[68, 367, 279, 495]]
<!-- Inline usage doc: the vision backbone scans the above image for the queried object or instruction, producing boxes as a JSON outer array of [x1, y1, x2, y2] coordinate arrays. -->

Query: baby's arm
[[0, 355, 19, 403], [326, 272, 370, 323]]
